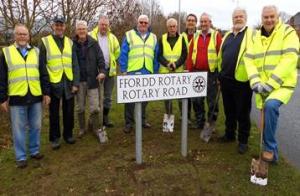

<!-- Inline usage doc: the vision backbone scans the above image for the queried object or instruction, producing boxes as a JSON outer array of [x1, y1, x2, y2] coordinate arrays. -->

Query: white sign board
[[117, 72, 207, 103]]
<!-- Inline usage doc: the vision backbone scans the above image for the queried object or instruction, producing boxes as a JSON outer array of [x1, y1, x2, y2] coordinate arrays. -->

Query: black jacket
[[73, 35, 105, 89]]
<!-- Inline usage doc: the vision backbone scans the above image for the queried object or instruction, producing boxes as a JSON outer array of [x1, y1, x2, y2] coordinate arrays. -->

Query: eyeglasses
[[187, 19, 196, 22], [139, 21, 148, 25]]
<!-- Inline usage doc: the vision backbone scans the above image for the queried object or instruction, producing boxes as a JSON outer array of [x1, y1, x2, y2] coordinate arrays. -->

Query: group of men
[[0, 4, 299, 169], [0, 15, 120, 168]]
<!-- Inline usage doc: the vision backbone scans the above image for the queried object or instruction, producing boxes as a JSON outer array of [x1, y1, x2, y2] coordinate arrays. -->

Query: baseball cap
[[53, 15, 65, 23]]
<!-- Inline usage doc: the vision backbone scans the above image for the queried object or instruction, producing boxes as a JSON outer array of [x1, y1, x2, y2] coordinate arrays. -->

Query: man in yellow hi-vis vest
[[119, 15, 159, 134], [89, 15, 120, 128], [0, 24, 50, 168], [39, 16, 80, 149], [244, 5, 299, 163], [186, 13, 222, 131], [158, 18, 187, 116], [217, 8, 255, 154]]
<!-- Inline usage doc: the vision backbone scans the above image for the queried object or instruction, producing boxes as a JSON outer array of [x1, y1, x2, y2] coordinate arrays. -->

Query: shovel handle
[[99, 80, 104, 129]]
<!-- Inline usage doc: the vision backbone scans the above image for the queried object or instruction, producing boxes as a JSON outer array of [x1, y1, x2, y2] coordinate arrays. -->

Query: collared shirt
[[14, 43, 31, 58], [140, 32, 147, 40], [233, 26, 247, 36], [97, 33, 110, 69]]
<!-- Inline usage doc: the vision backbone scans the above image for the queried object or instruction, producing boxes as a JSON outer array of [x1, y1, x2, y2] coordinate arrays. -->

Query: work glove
[[261, 83, 273, 94], [251, 82, 263, 94]]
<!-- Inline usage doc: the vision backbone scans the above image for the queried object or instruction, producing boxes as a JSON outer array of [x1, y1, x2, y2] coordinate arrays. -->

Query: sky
[[157, 0, 299, 30]]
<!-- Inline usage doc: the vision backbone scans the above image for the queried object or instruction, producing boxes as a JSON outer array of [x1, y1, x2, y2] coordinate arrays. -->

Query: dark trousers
[[193, 71, 219, 127], [220, 77, 252, 144], [124, 102, 148, 128], [49, 94, 74, 142]]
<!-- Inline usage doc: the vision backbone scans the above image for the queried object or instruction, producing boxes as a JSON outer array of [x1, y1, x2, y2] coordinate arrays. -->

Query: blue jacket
[[119, 28, 159, 75]]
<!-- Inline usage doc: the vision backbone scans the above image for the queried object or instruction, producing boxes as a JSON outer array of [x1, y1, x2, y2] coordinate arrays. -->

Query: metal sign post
[[181, 98, 188, 157], [135, 102, 143, 164], [117, 72, 207, 164], [178, 0, 188, 157]]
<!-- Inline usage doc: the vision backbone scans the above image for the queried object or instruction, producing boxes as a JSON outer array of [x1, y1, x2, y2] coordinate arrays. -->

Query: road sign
[[117, 72, 207, 103]]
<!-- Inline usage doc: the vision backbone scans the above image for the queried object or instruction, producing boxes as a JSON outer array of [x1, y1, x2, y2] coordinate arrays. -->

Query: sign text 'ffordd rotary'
[[117, 72, 207, 103]]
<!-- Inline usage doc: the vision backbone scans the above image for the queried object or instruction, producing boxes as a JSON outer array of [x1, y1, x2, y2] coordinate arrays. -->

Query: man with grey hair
[[158, 18, 187, 116], [217, 8, 255, 154], [244, 5, 299, 163], [186, 12, 222, 131], [89, 16, 120, 128], [73, 20, 106, 138], [119, 14, 159, 133], [0, 24, 51, 168]]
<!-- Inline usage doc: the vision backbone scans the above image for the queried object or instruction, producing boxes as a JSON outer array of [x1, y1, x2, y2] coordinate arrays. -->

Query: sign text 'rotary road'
[[117, 72, 207, 103]]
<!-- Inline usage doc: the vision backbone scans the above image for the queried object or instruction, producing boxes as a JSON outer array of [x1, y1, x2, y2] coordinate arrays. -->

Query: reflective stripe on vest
[[181, 32, 194, 50], [250, 23, 298, 89], [192, 29, 217, 72], [219, 27, 255, 82], [126, 30, 156, 73], [159, 33, 184, 73], [42, 35, 73, 83], [246, 22, 299, 109], [2, 45, 41, 96]]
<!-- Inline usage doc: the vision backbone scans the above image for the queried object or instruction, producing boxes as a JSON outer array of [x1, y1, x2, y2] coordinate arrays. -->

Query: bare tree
[[0, 0, 167, 44], [57, 0, 107, 36], [106, 0, 142, 40], [0, 0, 57, 40]]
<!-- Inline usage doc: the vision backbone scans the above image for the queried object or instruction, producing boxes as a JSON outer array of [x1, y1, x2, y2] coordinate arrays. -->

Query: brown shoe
[[262, 151, 274, 162]]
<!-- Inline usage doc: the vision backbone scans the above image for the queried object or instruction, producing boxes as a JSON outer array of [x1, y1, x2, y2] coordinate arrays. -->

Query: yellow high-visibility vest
[[181, 30, 199, 48], [41, 35, 73, 83], [89, 27, 120, 76], [218, 27, 255, 82], [159, 33, 184, 73], [192, 29, 218, 72], [2, 45, 42, 96], [125, 29, 157, 73], [244, 21, 299, 108]]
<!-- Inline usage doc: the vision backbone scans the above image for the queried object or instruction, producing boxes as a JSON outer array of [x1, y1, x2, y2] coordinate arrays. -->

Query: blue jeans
[[263, 99, 282, 161], [10, 102, 42, 161]]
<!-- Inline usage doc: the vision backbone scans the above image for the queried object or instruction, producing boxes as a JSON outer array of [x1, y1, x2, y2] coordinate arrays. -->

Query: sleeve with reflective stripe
[[243, 40, 261, 87], [266, 27, 299, 89]]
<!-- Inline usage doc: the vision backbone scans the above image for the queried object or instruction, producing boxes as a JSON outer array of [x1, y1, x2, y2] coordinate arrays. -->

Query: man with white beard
[[217, 8, 255, 154]]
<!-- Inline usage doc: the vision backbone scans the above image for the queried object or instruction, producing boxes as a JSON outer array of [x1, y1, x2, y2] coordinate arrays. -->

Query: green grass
[[1, 98, 300, 195]]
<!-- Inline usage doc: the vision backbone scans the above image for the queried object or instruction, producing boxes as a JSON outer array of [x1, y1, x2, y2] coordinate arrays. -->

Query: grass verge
[[1, 99, 300, 195]]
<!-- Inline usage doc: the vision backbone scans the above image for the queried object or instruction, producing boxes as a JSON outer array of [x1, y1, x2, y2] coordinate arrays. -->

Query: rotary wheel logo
[[192, 76, 206, 93]]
